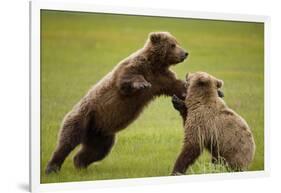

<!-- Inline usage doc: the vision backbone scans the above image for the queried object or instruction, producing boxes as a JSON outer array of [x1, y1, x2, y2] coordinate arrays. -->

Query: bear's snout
[[181, 51, 189, 61]]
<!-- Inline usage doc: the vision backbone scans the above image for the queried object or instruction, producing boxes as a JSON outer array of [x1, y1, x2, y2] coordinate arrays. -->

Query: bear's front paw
[[132, 81, 152, 90], [172, 95, 185, 111], [218, 90, 224, 98], [172, 94, 180, 103], [180, 92, 186, 99]]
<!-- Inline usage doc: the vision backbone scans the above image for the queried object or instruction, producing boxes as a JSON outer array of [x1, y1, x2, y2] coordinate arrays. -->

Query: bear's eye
[[171, 44, 176, 48]]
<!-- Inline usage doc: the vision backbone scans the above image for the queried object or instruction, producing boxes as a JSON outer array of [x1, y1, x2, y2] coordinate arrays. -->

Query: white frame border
[[30, 1, 270, 192]]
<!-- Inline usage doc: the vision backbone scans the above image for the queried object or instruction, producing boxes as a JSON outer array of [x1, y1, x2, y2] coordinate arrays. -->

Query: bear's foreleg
[[159, 71, 186, 100], [165, 79, 186, 99], [119, 74, 151, 95]]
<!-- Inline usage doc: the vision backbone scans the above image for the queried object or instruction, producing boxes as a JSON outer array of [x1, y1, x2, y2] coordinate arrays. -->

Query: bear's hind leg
[[73, 131, 115, 169], [206, 143, 220, 164], [45, 121, 82, 175], [172, 142, 201, 175]]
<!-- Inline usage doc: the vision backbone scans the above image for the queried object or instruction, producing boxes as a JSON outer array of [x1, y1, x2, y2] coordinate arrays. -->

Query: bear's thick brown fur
[[45, 32, 188, 174], [171, 72, 255, 175]]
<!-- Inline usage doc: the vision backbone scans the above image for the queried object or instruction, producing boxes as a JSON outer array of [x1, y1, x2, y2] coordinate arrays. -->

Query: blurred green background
[[41, 10, 264, 183]]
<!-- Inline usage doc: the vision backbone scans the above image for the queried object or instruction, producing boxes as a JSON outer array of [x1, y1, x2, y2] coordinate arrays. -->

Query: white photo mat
[[30, 1, 270, 192]]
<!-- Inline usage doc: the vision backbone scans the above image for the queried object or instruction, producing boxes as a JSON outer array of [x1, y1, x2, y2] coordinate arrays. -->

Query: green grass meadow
[[41, 10, 264, 183]]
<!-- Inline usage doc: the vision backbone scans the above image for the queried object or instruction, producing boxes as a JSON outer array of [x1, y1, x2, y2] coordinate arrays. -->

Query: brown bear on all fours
[[45, 32, 189, 174], [171, 72, 255, 175]]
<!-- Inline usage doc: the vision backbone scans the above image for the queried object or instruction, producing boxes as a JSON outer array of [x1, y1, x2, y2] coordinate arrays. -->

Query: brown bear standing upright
[[171, 72, 255, 175], [45, 32, 189, 174]]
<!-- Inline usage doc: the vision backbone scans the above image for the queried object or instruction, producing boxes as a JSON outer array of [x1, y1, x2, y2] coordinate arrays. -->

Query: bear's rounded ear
[[149, 32, 162, 44], [216, 79, 224, 88]]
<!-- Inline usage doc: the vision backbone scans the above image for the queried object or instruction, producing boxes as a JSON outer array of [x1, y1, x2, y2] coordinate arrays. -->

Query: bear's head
[[145, 32, 188, 67], [185, 72, 223, 100]]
